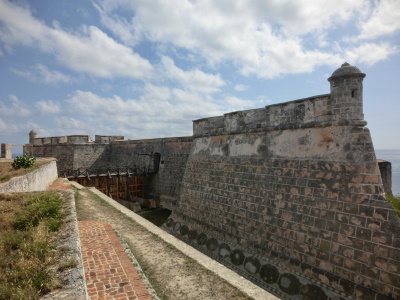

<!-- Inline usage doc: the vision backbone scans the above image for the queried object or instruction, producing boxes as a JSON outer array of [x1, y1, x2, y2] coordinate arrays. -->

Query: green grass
[[386, 194, 400, 217], [0, 192, 65, 300]]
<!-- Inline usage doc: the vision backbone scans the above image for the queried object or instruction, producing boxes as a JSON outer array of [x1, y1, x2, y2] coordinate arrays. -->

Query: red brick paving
[[47, 178, 72, 190], [46, 179, 152, 299], [78, 221, 153, 300]]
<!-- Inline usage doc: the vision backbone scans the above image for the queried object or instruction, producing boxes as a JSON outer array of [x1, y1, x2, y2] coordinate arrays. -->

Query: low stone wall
[[0, 159, 58, 193]]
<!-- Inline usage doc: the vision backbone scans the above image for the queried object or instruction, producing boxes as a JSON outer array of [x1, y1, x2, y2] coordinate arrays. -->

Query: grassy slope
[[0, 192, 65, 300]]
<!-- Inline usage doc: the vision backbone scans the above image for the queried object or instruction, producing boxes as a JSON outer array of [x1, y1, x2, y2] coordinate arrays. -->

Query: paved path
[[47, 178, 153, 300], [78, 221, 152, 300], [47, 178, 72, 190], [47, 178, 277, 299]]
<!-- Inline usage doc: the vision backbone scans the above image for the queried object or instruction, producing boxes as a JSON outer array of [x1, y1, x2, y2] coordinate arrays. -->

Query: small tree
[[12, 153, 36, 169]]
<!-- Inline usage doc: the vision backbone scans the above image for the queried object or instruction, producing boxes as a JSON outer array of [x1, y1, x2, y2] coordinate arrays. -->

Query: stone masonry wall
[[24, 135, 193, 210], [24, 135, 122, 175], [109, 137, 193, 209], [166, 129, 400, 299], [165, 64, 400, 299], [25, 144, 76, 175], [23, 63, 399, 299]]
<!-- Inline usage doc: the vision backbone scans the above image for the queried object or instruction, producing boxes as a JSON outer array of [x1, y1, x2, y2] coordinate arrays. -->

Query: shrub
[[12, 153, 36, 170]]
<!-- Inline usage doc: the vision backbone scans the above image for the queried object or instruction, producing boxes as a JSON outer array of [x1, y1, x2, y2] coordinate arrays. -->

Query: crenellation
[[194, 94, 335, 137], [95, 135, 124, 143]]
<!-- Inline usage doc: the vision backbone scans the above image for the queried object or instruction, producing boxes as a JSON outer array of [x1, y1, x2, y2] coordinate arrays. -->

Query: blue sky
[[1, 0, 399, 150]]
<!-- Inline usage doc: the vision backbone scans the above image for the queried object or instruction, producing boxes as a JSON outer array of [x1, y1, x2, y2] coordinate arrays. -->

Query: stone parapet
[[194, 94, 335, 137], [95, 135, 124, 143], [32, 135, 93, 145]]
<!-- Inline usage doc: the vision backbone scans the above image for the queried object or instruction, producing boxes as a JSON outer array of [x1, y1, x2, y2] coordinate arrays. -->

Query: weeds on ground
[[57, 259, 78, 272], [126, 241, 169, 300], [386, 193, 400, 217], [184, 257, 196, 266], [85, 188, 114, 208], [0, 192, 65, 300]]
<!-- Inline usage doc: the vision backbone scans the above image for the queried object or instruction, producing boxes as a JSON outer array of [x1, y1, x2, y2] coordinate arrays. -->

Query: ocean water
[[375, 149, 400, 196]]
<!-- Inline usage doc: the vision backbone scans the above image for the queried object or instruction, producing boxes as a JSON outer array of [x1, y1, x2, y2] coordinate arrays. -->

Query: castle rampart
[[23, 63, 400, 299], [24, 135, 193, 208]]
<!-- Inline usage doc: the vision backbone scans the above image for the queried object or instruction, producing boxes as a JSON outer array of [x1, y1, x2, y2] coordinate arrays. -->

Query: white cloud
[[2, 0, 398, 81], [225, 96, 257, 112], [234, 84, 249, 91], [0, 118, 42, 137], [50, 26, 153, 78], [35, 100, 61, 114], [358, 0, 400, 40], [0, 94, 31, 117], [12, 64, 72, 84], [0, 0, 152, 79], [55, 117, 88, 132], [93, 1, 141, 46], [344, 42, 398, 66], [63, 87, 260, 138], [93, 0, 398, 78], [0, 117, 7, 131], [159, 56, 225, 94]]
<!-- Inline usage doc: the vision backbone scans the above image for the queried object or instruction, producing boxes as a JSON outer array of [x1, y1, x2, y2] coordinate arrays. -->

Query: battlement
[[194, 94, 335, 136], [31, 135, 124, 146]]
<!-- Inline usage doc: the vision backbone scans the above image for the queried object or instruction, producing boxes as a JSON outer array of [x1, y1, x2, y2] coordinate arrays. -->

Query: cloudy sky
[[0, 0, 399, 151]]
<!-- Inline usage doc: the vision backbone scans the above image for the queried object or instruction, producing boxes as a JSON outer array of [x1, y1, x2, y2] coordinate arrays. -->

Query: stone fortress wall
[[22, 63, 399, 299], [24, 133, 193, 207]]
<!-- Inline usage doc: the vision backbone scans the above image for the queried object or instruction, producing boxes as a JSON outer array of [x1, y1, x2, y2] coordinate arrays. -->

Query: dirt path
[[75, 188, 253, 300]]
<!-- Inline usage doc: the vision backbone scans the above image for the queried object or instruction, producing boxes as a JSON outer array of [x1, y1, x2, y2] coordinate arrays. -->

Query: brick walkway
[[47, 178, 72, 190], [47, 179, 153, 300], [78, 221, 153, 300]]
